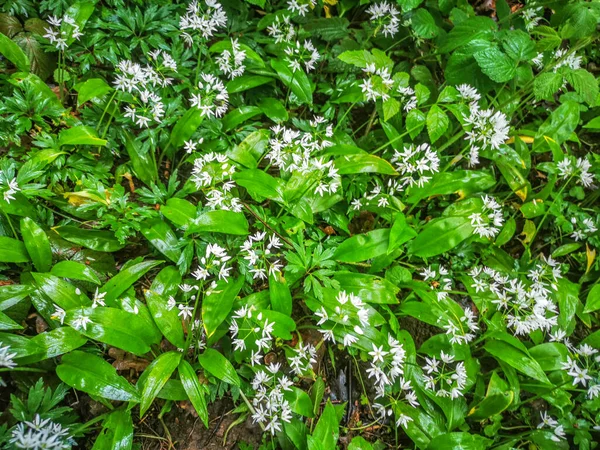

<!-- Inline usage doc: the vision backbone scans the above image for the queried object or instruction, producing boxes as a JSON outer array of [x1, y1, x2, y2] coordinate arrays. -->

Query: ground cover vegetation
[[0, 0, 600, 448]]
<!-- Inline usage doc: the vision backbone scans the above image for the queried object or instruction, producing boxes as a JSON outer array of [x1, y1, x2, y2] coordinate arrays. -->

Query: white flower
[[538, 411, 558, 429], [391, 143, 440, 189], [369, 344, 388, 364], [366, 1, 400, 37], [268, 15, 296, 43], [558, 156, 595, 188], [10, 414, 73, 450], [216, 39, 246, 79], [71, 312, 92, 331], [190, 73, 229, 118], [0, 344, 17, 369], [469, 195, 504, 239], [396, 413, 413, 428], [464, 101, 510, 162], [456, 84, 480, 102], [285, 40, 320, 73], [2, 177, 20, 203], [178, 304, 194, 320], [92, 288, 107, 308], [287, 0, 316, 16], [179, 0, 228, 41]]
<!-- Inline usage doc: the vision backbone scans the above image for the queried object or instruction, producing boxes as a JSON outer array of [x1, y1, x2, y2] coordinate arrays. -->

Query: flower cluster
[[287, 0, 316, 16], [397, 86, 418, 112], [43, 14, 83, 50], [420, 265, 452, 301], [288, 343, 317, 376], [284, 40, 320, 73], [367, 2, 400, 38], [216, 39, 246, 79], [10, 414, 73, 450], [191, 152, 242, 212], [315, 291, 370, 347], [557, 155, 595, 188], [470, 257, 562, 336], [0, 344, 17, 369], [240, 232, 284, 281], [469, 195, 504, 239], [522, 6, 544, 31], [190, 73, 229, 118], [366, 335, 415, 402], [191, 243, 232, 283], [179, 0, 228, 43], [570, 216, 598, 242], [422, 351, 467, 399], [461, 87, 510, 165], [538, 412, 566, 442], [1, 173, 19, 203], [251, 363, 293, 434], [350, 179, 402, 211], [267, 15, 296, 43], [390, 143, 440, 189], [557, 340, 600, 399], [230, 305, 274, 363], [442, 307, 479, 345], [360, 64, 394, 102]]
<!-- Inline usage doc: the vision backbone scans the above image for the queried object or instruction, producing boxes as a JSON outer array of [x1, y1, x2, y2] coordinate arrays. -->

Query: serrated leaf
[[474, 47, 517, 83], [426, 105, 449, 144]]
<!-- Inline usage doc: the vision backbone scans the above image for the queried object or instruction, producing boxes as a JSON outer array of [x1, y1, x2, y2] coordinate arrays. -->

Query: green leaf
[[271, 58, 312, 105], [382, 97, 400, 121], [406, 108, 426, 139], [137, 351, 181, 416], [269, 272, 292, 316], [227, 75, 273, 94], [0, 311, 22, 330], [19, 326, 88, 364], [52, 226, 125, 252], [222, 106, 262, 131], [160, 198, 196, 228], [304, 17, 350, 41], [178, 360, 209, 427], [202, 277, 244, 338], [534, 72, 564, 102], [186, 210, 249, 236], [334, 229, 390, 263], [140, 219, 181, 263], [123, 131, 157, 187], [584, 284, 600, 313], [198, 348, 240, 386], [501, 30, 536, 62], [474, 47, 517, 83], [388, 212, 417, 252], [59, 126, 107, 147], [534, 101, 580, 151], [167, 108, 204, 152], [0, 236, 29, 263], [145, 290, 186, 349], [66, 307, 159, 356], [334, 154, 397, 175], [0, 32, 30, 72], [349, 437, 373, 450], [409, 216, 473, 258], [75, 78, 112, 106], [409, 8, 438, 39], [20, 217, 52, 272], [426, 433, 492, 450], [227, 129, 269, 169], [32, 273, 90, 310], [284, 387, 314, 418], [234, 169, 284, 202], [98, 260, 163, 307], [334, 272, 400, 304], [258, 97, 288, 123], [150, 266, 182, 297], [311, 401, 340, 449], [565, 69, 599, 106], [426, 105, 449, 144], [484, 338, 550, 384], [93, 410, 134, 450], [554, 278, 579, 331], [529, 343, 568, 371], [439, 17, 497, 54], [57, 351, 140, 402], [51, 261, 101, 285]]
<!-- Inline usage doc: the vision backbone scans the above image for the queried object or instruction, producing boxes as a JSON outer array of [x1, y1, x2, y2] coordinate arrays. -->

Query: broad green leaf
[[484, 338, 550, 384], [409, 217, 473, 258], [32, 273, 91, 310], [534, 72, 564, 102], [222, 106, 262, 131], [426, 433, 492, 449], [334, 272, 399, 304], [123, 131, 157, 187], [382, 97, 400, 121], [269, 272, 292, 316], [145, 290, 186, 349], [51, 261, 101, 285], [20, 217, 52, 272], [66, 307, 159, 356], [474, 47, 517, 83], [409, 8, 438, 39], [271, 58, 312, 105], [167, 108, 204, 152], [19, 327, 88, 364], [304, 17, 350, 41], [227, 129, 269, 169], [92, 410, 134, 450], [311, 401, 340, 449], [388, 212, 417, 252], [406, 108, 426, 139], [0, 237, 29, 263], [334, 154, 397, 175], [584, 284, 600, 313], [227, 75, 273, 94], [57, 351, 140, 402], [140, 219, 181, 263], [160, 198, 196, 228], [0, 311, 21, 330], [501, 30, 536, 62], [554, 278, 579, 331], [438, 17, 497, 54], [185, 210, 249, 235], [334, 229, 390, 263], [75, 78, 112, 106], [179, 360, 209, 427], [530, 343, 568, 371], [0, 32, 30, 72], [284, 386, 314, 418], [137, 351, 181, 416], [234, 169, 284, 202], [150, 266, 182, 297], [198, 348, 240, 386], [99, 260, 163, 306], [534, 101, 580, 151], [202, 277, 244, 338], [52, 226, 125, 252], [565, 69, 599, 106], [59, 126, 107, 147], [258, 97, 288, 123], [426, 105, 449, 144]]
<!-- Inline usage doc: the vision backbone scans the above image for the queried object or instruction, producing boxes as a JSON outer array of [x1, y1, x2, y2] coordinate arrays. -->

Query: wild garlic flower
[[51, 306, 66, 325], [287, 0, 316, 17], [240, 232, 284, 281], [442, 307, 479, 345], [92, 288, 107, 308], [570, 216, 598, 242], [397, 86, 418, 112], [350, 180, 402, 212], [559, 342, 600, 399], [229, 305, 274, 359], [420, 265, 452, 301], [71, 310, 92, 331], [366, 2, 401, 38], [522, 6, 543, 31], [185, 138, 204, 154], [190, 73, 229, 118], [114, 60, 154, 93], [0, 344, 17, 369], [456, 84, 481, 102], [1, 176, 20, 203], [191, 152, 242, 212], [284, 40, 320, 73], [251, 363, 293, 434], [147, 49, 178, 87], [463, 102, 510, 158], [422, 351, 467, 399], [469, 259, 561, 336], [315, 290, 371, 348], [122, 90, 165, 128], [179, 0, 228, 43], [537, 412, 566, 442], [553, 48, 582, 71], [192, 243, 232, 283], [43, 14, 83, 50], [288, 343, 317, 375], [10, 414, 74, 450], [557, 156, 595, 188], [366, 335, 412, 399], [312, 158, 341, 197], [390, 143, 440, 189], [469, 195, 504, 239], [216, 39, 246, 79], [360, 64, 394, 102], [267, 15, 296, 44]]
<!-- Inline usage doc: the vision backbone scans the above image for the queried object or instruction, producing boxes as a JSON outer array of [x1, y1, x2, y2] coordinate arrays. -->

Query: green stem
[[97, 90, 118, 133]]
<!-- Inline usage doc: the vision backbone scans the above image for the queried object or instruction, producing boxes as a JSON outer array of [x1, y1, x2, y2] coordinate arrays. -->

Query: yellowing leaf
[[63, 191, 108, 206], [586, 244, 596, 275], [520, 220, 536, 244]]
